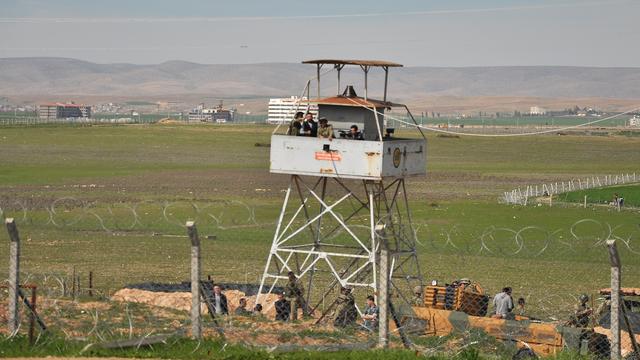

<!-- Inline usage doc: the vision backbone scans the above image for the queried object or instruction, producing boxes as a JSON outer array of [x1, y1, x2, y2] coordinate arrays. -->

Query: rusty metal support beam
[[316, 64, 323, 98], [383, 66, 389, 103], [335, 64, 344, 95]]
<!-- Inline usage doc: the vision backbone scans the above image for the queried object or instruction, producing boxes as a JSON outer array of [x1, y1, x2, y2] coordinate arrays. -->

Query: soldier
[[317, 118, 334, 139], [412, 285, 424, 306], [567, 294, 593, 327], [333, 286, 357, 328], [285, 271, 306, 320], [287, 112, 304, 136], [234, 298, 251, 316]]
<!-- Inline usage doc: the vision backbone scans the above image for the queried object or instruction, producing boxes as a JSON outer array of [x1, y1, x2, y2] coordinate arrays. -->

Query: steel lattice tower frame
[[257, 174, 423, 317]]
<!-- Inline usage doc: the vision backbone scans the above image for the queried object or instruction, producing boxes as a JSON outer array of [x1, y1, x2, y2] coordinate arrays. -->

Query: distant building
[[529, 106, 547, 116], [188, 102, 234, 123], [266, 96, 318, 124], [629, 115, 640, 127], [39, 103, 91, 119]]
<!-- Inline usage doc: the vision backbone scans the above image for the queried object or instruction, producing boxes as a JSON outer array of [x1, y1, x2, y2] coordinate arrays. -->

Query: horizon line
[[1, 57, 640, 69]]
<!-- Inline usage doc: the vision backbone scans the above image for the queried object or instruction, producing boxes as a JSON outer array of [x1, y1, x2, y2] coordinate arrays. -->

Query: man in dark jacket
[[212, 285, 228, 315], [303, 112, 317, 137], [275, 292, 291, 321]]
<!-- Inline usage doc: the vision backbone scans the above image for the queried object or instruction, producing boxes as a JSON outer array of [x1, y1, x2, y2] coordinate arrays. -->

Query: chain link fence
[[1, 194, 639, 358]]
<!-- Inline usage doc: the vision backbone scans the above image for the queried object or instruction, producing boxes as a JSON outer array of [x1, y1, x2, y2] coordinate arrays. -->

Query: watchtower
[[258, 59, 426, 319]]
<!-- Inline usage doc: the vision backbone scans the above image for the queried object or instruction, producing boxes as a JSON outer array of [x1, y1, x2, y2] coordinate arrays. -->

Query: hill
[[1, 57, 640, 101]]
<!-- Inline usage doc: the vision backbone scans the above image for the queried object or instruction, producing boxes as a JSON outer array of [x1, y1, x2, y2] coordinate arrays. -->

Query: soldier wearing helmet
[[567, 294, 592, 327], [285, 271, 307, 320], [333, 286, 357, 328], [412, 285, 424, 306]]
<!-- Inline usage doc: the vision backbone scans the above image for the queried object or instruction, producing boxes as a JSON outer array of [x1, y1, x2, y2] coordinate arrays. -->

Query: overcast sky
[[1, 0, 638, 66]]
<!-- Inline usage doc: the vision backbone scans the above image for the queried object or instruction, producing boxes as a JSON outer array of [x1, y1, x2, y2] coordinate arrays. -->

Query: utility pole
[[377, 225, 389, 348], [187, 221, 202, 339], [607, 239, 621, 360], [6, 218, 21, 335]]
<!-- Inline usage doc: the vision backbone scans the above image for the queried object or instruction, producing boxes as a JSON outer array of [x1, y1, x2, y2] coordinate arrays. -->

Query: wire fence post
[[377, 225, 389, 348], [607, 239, 621, 360], [88, 271, 93, 297], [72, 266, 77, 300], [186, 221, 202, 340], [6, 218, 21, 335], [29, 287, 37, 345]]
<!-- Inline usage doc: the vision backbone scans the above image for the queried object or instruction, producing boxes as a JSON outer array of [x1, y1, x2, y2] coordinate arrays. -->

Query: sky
[[0, 0, 638, 66]]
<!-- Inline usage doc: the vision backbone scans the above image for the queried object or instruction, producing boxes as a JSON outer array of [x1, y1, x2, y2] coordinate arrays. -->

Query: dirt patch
[[0, 302, 7, 324], [112, 288, 195, 312], [112, 288, 281, 318], [77, 301, 112, 311]]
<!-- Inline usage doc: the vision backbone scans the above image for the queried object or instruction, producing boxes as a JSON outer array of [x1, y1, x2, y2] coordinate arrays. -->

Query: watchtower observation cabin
[[270, 59, 426, 180]]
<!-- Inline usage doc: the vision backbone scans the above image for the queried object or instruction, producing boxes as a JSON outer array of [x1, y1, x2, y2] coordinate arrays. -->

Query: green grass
[[390, 115, 634, 127], [0, 124, 270, 185], [0, 334, 594, 359], [1, 124, 639, 357], [1, 125, 639, 292], [559, 183, 640, 207]]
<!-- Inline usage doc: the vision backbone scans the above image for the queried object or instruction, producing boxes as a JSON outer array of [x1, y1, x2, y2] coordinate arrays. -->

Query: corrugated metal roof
[[302, 59, 403, 67], [308, 96, 404, 108]]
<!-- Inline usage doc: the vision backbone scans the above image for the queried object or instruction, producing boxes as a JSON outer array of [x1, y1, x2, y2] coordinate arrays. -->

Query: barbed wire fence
[[503, 172, 639, 205], [0, 114, 269, 127], [1, 196, 639, 357]]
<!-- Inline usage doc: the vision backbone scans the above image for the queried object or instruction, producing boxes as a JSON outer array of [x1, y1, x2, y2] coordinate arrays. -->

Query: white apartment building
[[266, 96, 318, 124], [529, 106, 547, 115]]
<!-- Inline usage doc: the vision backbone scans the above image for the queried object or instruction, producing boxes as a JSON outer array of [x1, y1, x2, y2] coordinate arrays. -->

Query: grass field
[[560, 183, 640, 207], [1, 124, 639, 357]]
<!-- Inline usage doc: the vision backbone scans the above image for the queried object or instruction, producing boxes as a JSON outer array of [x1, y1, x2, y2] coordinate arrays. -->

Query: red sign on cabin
[[314, 152, 342, 161]]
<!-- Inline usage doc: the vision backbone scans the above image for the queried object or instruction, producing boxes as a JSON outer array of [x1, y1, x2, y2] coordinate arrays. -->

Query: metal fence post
[[6, 218, 21, 335], [377, 225, 389, 348], [29, 287, 37, 345], [607, 239, 621, 360], [186, 221, 202, 339], [89, 271, 93, 297]]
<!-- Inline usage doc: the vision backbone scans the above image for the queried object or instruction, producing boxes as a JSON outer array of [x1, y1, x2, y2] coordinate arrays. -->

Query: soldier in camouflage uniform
[[333, 286, 357, 328], [317, 118, 334, 139], [285, 271, 306, 321], [412, 285, 424, 306], [567, 294, 593, 327]]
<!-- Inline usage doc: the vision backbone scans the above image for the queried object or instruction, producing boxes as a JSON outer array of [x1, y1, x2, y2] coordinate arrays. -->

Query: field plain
[[0, 124, 639, 323], [560, 184, 640, 207]]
